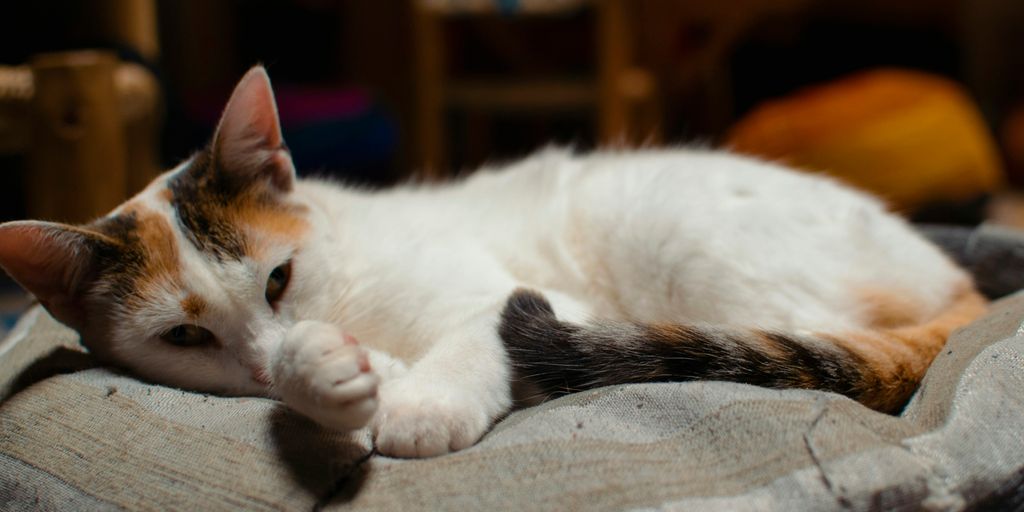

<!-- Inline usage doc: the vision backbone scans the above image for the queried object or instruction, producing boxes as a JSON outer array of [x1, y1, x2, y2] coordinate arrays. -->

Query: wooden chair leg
[[28, 51, 128, 223], [596, 0, 631, 146], [412, 3, 446, 180]]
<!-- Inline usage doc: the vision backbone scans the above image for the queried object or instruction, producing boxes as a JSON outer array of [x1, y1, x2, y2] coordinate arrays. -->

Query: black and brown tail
[[498, 288, 987, 413]]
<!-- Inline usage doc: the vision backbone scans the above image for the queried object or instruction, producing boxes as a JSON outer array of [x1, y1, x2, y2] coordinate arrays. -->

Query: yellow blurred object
[[1004, 106, 1024, 183], [726, 69, 1003, 213]]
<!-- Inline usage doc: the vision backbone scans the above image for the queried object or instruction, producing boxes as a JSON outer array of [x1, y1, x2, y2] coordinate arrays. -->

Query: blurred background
[[1, 0, 1024, 328]]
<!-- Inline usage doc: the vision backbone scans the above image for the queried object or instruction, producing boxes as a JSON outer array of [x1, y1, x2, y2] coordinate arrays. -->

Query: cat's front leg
[[271, 320, 380, 431], [372, 313, 512, 458]]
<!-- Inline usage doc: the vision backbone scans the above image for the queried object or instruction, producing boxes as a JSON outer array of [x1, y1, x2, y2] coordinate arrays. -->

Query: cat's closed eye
[[161, 324, 214, 347], [265, 261, 291, 304]]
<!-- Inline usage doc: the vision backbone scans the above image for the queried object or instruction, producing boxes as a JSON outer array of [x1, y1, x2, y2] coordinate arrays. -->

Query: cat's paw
[[272, 320, 379, 431], [371, 379, 490, 458]]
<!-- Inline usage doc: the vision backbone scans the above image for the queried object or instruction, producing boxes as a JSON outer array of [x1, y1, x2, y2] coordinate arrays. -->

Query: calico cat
[[0, 67, 985, 458]]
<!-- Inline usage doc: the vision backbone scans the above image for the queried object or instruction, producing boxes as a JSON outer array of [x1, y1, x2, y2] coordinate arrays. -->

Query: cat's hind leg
[[271, 320, 383, 431]]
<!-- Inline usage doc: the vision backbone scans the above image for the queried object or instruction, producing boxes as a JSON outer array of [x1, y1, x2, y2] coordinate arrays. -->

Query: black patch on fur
[[168, 148, 246, 260], [499, 289, 589, 395], [86, 212, 147, 300], [65, 211, 170, 313], [762, 333, 868, 397], [500, 289, 869, 403]]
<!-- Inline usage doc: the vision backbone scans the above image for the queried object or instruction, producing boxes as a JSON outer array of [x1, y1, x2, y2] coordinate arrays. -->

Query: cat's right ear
[[212, 66, 296, 193], [0, 221, 110, 330]]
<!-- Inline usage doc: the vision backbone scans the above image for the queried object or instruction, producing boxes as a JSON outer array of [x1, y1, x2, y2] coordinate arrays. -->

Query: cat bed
[[2, 224, 1024, 510]]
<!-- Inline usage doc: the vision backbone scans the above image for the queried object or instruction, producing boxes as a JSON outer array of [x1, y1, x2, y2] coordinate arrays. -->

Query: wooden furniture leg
[[596, 0, 630, 146], [28, 51, 128, 223], [412, 2, 446, 180]]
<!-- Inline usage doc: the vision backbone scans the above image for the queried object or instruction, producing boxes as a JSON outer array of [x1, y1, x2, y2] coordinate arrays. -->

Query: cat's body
[[0, 68, 986, 458]]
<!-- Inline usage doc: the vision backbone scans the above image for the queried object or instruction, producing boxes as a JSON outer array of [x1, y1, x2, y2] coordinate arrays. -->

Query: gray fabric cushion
[[920, 223, 1024, 298], [2, 224, 1023, 511]]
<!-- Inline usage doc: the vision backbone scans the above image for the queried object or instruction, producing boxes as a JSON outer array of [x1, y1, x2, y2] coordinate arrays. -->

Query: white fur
[[113, 147, 968, 458]]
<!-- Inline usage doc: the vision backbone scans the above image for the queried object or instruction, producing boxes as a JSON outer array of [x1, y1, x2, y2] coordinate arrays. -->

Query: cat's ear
[[0, 221, 110, 330], [212, 66, 295, 193]]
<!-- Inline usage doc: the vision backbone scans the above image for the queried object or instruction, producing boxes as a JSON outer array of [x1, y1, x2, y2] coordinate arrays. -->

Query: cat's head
[[0, 67, 313, 396]]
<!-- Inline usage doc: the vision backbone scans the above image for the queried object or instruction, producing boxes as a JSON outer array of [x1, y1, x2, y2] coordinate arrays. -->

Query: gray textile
[[1, 225, 1023, 511], [920, 223, 1024, 299]]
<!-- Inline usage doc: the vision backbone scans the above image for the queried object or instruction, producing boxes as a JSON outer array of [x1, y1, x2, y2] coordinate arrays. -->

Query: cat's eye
[[265, 261, 292, 304], [161, 324, 214, 347]]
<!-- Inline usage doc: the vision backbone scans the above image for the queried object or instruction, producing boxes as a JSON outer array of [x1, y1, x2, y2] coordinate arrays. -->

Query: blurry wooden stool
[[0, 0, 161, 224], [412, 0, 659, 178], [727, 69, 1003, 214], [0, 52, 161, 223]]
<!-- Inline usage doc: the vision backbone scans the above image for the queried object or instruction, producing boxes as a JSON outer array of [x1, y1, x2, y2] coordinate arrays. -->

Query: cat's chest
[[307, 240, 481, 361]]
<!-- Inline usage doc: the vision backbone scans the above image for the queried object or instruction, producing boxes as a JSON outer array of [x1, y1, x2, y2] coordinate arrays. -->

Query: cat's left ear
[[0, 221, 113, 330], [212, 66, 295, 193]]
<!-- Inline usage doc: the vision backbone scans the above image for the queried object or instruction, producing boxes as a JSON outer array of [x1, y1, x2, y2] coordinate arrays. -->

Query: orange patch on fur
[[113, 207, 183, 304], [135, 210, 180, 278], [824, 286, 988, 412], [856, 287, 926, 328], [750, 331, 793, 361], [236, 204, 308, 238], [180, 294, 206, 318], [228, 197, 309, 258]]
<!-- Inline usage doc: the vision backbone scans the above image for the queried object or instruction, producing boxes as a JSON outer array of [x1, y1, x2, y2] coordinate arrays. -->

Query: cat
[[0, 66, 986, 458]]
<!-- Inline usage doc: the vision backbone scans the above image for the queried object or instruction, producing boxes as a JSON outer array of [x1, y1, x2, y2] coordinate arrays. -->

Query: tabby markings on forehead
[[86, 208, 181, 305], [167, 150, 246, 261], [166, 149, 311, 261]]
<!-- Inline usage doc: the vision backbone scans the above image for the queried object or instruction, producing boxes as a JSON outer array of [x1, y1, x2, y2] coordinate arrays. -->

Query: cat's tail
[[498, 287, 987, 413]]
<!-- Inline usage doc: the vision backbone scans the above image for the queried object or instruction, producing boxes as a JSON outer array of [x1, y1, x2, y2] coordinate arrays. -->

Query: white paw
[[272, 320, 379, 431], [372, 380, 489, 458]]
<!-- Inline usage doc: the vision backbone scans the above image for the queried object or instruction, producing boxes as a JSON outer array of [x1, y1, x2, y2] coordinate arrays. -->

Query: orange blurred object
[[1004, 106, 1024, 182], [727, 69, 1003, 213]]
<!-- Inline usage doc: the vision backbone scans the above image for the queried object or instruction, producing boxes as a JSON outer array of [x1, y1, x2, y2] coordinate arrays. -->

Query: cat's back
[[572, 148, 871, 210], [559, 148, 969, 329], [336, 148, 967, 331], [567, 147, 898, 256]]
